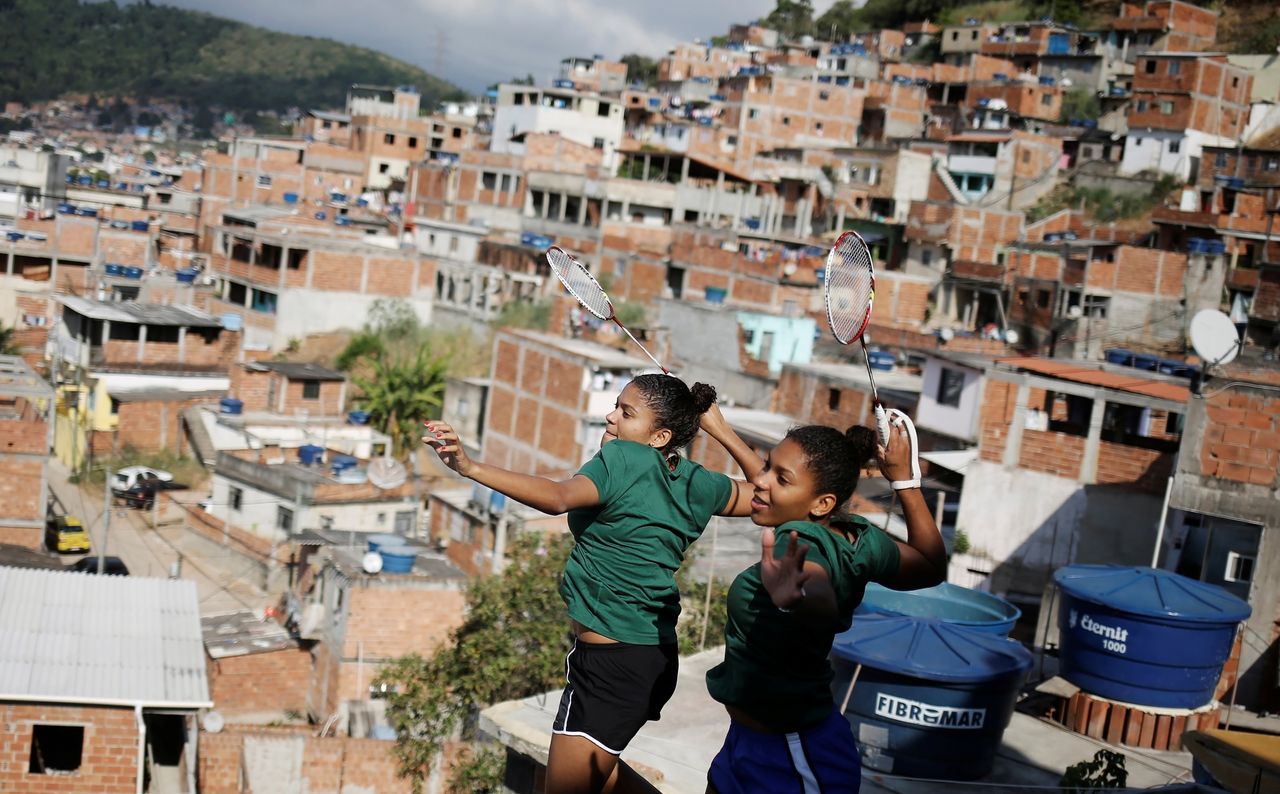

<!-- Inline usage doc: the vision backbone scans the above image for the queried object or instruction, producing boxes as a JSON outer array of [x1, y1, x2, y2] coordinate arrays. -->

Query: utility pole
[[98, 468, 111, 574]]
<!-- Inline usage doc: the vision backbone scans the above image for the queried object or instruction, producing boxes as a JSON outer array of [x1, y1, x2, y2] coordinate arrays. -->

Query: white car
[[113, 466, 174, 492]]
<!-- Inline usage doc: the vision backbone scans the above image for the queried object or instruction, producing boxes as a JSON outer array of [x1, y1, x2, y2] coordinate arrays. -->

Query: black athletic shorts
[[551, 638, 680, 754]]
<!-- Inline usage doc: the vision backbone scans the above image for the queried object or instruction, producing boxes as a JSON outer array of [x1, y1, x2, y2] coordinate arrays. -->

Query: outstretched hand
[[877, 419, 914, 482], [760, 529, 810, 611], [423, 420, 474, 478]]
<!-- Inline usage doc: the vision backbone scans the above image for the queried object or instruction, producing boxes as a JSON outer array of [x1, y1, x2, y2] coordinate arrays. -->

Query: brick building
[[230, 360, 348, 417], [0, 567, 210, 794], [1121, 53, 1253, 180], [203, 610, 312, 721], [0, 355, 52, 549], [482, 329, 654, 476], [772, 360, 923, 435], [428, 485, 568, 577], [1112, 0, 1219, 58], [1164, 360, 1280, 710], [950, 357, 1188, 609], [199, 725, 407, 794]]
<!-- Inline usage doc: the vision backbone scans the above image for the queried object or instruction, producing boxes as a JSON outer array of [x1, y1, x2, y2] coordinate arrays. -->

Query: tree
[[814, 0, 862, 42], [764, 0, 815, 40], [0, 324, 22, 356], [350, 345, 447, 458], [1060, 88, 1101, 123], [619, 53, 659, 87], [376, 534, 574, 793]]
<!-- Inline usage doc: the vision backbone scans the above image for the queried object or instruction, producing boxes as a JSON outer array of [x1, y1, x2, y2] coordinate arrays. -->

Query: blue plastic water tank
[[1131, 353, 1159, 371], [366, 533, 403, 552], [175, 269, 197, 284], [347, 410, 370, 425], [130, 220, 149, 232], [282, 192, 298, 204], [378, 545, 417, 574], [1054, 565, 1251, 709], [832, 616, 1032, 780], [857, 582, 1021, 636], [297, 444, 325, 466], [330, 454, 358, 474], [1104, 348, 1134, 366], [219, 397, 243, 415]]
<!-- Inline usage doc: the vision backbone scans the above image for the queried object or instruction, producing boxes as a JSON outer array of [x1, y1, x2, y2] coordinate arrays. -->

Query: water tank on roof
[[347, 410, 370, 425], [330, 454, 358, 475], [1131, 353, 1159, 371], [867, 350, 896, 371], [831, 616, 1032, 780], [366, 533, 403, 553], [1104, 348, 1134, 366], [298, 444, 325, 466], [130, 220, 149, 232], [378, 544, 418, 574], [857, 582, 1021, 636], [1054, 565, 1250, 709], [219, 397, 243, 415]]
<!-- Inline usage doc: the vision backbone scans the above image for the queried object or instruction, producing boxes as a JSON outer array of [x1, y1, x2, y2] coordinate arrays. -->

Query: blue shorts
[[709, 707, 861, 794]]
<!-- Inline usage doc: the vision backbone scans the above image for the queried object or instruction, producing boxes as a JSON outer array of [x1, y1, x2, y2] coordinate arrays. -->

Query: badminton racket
[[545, 245, 669, 374], [824, 231, 890, 445]]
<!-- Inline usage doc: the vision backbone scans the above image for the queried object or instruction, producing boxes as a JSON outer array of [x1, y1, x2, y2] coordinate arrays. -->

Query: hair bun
[[844, 425, 878, 467], [690, 382, 717, 414]]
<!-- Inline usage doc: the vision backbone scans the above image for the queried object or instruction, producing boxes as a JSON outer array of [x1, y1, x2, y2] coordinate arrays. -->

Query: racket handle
[[884, 408, 922, 485], [874, 404, 890, 447]]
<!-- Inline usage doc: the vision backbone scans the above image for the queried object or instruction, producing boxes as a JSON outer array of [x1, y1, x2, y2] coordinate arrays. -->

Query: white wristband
[[891, 479, 921, 491]]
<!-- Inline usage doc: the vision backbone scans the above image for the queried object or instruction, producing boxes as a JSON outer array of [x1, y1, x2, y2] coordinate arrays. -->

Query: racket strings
[[547, 249, 613, 320], [825, 238, 875, 344]]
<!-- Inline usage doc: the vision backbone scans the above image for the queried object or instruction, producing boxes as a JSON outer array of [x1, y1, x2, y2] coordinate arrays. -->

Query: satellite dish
[[1004, 328, 1020, 345], [939, 327, 955, 342], [362, 552, 384, 575], [367, 458, 407, 490], [203, 711, 225, 734], [1189, 309, 1240, 367]]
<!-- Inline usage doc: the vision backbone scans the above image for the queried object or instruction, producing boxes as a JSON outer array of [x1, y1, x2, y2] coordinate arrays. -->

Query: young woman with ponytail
[[698, 406, 947, 794], [426, 374, 755, 794]]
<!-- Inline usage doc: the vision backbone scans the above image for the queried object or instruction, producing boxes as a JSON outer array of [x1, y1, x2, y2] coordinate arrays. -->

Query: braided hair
[[784, 424, 878, 512]]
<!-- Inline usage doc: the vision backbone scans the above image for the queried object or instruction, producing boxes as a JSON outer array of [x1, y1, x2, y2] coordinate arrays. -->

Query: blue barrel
[[282, 192, 298, 204], [704, 287, 727, 304], [366, 533, 403, 553], [5, 231, 23, 242], [77, 207, 98, 217], [330, 454, 358, 474], [123, 266, 143, 279], [378, 544, 418, 574], [857, 582, 1021, 636], [130, 220, 149, 232], [297, 444, 325, 465], [867, 350, 896, 371], [1054, 565, 1250, 709], [1104, 348, 1133, 366], [57, 202, 75, 214], [832, 616, 1032, 780], [104, 264, 123, 276], [219, 397, 243, 415], [347, 410, 370, 425], [175, 269, 197, 284], [1131, 353, 1158, 371]]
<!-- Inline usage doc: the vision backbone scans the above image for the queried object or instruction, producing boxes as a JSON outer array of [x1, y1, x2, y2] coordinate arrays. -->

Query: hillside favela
[[2, 0, 1280, 792]]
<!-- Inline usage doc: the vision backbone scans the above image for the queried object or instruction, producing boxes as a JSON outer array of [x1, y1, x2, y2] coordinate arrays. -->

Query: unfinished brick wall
[[0, 703, 140, 793], [1198, 390, 1280, 488], [207, 647, 313, 718], [229, 365, 272, 412], [978, 379, 1018, 463], [198, 726, 409, 794], [275, 376, 344, 416], [772, 367, 870, 430], [113, 395, 219, 456], [1096, 440, 1174, 492]]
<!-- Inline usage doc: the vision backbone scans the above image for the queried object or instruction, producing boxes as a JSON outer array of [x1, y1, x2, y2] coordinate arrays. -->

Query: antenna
[[1189, 309, 1240, 369]]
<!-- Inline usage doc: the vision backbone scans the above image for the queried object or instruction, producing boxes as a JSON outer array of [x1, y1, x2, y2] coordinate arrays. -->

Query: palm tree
[[351, 346, 448, 458]]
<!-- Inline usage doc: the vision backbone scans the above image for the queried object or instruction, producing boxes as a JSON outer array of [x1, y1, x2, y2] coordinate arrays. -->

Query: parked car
[[112, 466, 173, 493], [71, 556, 129, 576], [45, 516, 91, 553], [114, 476, 187, 509]]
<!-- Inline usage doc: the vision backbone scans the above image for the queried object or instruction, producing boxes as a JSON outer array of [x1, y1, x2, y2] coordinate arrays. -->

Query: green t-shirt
[[560, 439, 733, 645], [705, 517, 901, 732]]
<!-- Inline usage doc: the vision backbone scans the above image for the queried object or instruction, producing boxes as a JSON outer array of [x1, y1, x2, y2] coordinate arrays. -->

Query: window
[[828, 388, 841, 410], [1144, 59, 1156, 74], [378, 163, 390, 174], [230, 487, 243, 511], [1215, 152, 1228, 168], [921, 248, 933, 266], [452, 127, 462, 138], [597, 102, 611, 118], [1160, 101, 1174, 115], [1041, 94, 1052, 106], [256, 174, 272, 188], [748, 108, 759, 119], [952, 31, 959, 41], [1267, 156, 1280, 172], [819, 90, 830, 101], [481, 172, 497, 190], [1168, 60, 1180, 76], [408, 136, 418, 148], [383, 133, 396, 145], [782, 116, 791, 126], [1136, 100, 1148, 113], [936, 367, 965, 408], [302, 380, 320, 400], [29, 725, 83, 774], [593, 137, 605, 150], [277, 506, 293, 533], [500, 174, 512, 192], [1224, 551, 1254, 583], [109, 397, 120, 416], [1036, 289, 1051, 308], [1169, 140, 1180, 154], [1022, 149, 1031, 163], [1232, 76, 1239, 88], [815, 122, 824, 134]]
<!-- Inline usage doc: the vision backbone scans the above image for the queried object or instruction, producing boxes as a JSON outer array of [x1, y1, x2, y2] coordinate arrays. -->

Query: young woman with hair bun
[[426, 374, 756, 794], [698, 406, 947, 794]]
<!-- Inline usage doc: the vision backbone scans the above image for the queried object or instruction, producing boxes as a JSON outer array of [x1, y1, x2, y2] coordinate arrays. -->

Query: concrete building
[[428, 485, 567, 577], [229, 360, 348, 417], [0, 355, 52, 550], [0, 143, 69, 219], [491, 84, 626, 167], [0, 566, 211, 794]]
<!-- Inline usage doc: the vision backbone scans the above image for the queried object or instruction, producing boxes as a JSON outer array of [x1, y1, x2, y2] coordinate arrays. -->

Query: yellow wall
[[52, 380, 116, 470]]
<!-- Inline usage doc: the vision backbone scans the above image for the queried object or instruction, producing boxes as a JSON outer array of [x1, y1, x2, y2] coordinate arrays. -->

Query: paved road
[[46, 459, 268, 614]]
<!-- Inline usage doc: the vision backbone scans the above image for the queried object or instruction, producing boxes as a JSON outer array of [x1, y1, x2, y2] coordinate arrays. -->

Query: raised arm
[[878, 421, 947, 590], [424, 420, 600, 515], [699, 403, 760, 517]]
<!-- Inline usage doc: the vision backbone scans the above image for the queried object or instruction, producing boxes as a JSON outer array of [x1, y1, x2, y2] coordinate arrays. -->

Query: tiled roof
[[996, 357, 1190, 403], [0, 566, 211, 707]]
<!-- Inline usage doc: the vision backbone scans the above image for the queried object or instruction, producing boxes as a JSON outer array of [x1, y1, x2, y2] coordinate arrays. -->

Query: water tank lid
[[1054, 565, 1250, 624], [831, 615, 1032, 683]]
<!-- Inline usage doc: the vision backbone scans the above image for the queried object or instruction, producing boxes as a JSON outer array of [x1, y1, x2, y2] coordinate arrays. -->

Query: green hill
[[0, 0, 460, 112]]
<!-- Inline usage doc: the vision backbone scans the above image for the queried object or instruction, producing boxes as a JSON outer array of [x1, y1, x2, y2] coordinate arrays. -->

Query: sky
[[154, 0, 844, 93]]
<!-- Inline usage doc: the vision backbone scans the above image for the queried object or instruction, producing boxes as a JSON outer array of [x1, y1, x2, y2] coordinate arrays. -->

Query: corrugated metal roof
[[996, 357, 1190, 403], [202, 610, 297, 659], [0, 566, 211, 707], [58, 295, 223, 328]]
